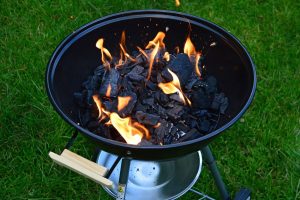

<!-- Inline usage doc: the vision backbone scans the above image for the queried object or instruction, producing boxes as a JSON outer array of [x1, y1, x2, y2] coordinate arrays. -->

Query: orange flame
[[92, 94, 149, 145], [195, 53, 202, 78], [146, 32, 166, 49], [92, 95, 102, 119], [137, 46, 149, 59], [145, 32, 166, 80], [117, 96, 132, 111], [163, 52, 170, 61], [110, 113, 149, 145], [105, 84, 111, 97], [175, 0, 180, 7], [147, 42, 160, 80], [96, 38, 112, 69], [184, 35, 196, 57], [158, 68, 191, 106]]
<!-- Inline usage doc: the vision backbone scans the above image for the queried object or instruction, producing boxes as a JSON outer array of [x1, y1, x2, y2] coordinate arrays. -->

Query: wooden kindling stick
[[49, 149, 114, 189]]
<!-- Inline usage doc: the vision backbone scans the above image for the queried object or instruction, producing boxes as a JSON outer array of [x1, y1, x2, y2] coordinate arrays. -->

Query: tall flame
[[92, 95, 102, 119], [195, 53, 202, 78], [118, 96, 132, 111], [96, 38, 112, 69], [145, 32, 166, 80], [158, 68, 191, 106], [184, 35, 196, 57]]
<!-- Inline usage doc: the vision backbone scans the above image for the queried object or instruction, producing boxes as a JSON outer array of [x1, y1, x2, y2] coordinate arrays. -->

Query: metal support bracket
[[201, 146, 230, 200], [116, 158, 131, 200]]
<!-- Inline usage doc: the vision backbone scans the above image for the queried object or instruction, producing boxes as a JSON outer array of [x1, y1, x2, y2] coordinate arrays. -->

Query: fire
[[145, 32, 166, 80], [158, 68, 191, 106], [146, 32, 166, 49], [117, 96, 132, 111], [175, 0, 180, 7], [184, 35, 196, 57], [137, 46, 149, 59], [105, 84, 111, 97], [184, 35, 203, 78], [110, 113, 149, 145], [96, 38, 112, 69], [92, 95, 102, 119], [163, 52, 170, 61], [195, 53, 202, 78], [92, 94, 148, 145]]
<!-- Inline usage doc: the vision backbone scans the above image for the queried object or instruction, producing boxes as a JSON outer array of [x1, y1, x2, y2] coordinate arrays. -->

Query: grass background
[[1, 0, 299, 199]]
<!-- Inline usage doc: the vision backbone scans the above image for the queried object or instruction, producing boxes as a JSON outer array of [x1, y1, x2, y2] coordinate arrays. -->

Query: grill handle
[[49, 149, 114, 189]]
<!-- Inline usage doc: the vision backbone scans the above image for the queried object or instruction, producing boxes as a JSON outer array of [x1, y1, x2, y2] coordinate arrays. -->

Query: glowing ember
[[96, 38, 112, 69], [117, 96, 132, 111], [158, 68, 191, 105], [105, 84, 112, 97]]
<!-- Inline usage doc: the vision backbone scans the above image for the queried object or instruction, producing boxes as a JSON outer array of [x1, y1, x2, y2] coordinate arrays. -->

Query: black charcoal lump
[[135, 111, 160, 126], [168, 53, 193, 85], [99, 68, 120, 97]]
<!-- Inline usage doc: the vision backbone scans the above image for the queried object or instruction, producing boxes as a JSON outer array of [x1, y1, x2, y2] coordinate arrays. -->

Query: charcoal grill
[[47, 10, 256, 200]]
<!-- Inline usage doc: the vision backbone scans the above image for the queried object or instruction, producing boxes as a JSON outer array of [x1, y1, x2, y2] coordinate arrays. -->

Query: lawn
[[0, 0, 299, 199]]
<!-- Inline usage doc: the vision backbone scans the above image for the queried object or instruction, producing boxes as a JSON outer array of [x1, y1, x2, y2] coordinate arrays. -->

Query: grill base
[[97, 151, 202, 200]]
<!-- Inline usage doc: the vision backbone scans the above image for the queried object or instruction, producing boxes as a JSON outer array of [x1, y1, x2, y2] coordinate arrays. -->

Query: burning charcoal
[[102, 100, 116, 112], [184, 73, 199, 90], [86, 90, 94, 106], [94, 65, 105, 76], [191, 89, 211, 109], [146, 80, 157, 91], [168, 53, 193, 85], [205, 76, 217, 93], [118, 92, 137, 117], [170, 94, 182, 103], [211, 93, 229, 114], [99, 68, 120, 97], [154, 120, 173, 144], [142, 98, 155, 106], [154, 104, 168, 119], [120, 77, 135, 91], [127, 73, 144, 82], [167, 105, 184, 120], [176, 122, 190, 133], [176, 129, 202, 142], [129, 65, 144, 74], [135, 102, 147, 113], [154, 91, 169, 105], [126, 65, 145, 82], [161, 68, 173, 82], [199, 120, 210, 132], [135, 111, 160, 126], [193, 109, 208, 117]]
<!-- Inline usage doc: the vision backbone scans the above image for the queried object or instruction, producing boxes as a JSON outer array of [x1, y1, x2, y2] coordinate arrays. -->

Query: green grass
[[1, 0, 299, 199]]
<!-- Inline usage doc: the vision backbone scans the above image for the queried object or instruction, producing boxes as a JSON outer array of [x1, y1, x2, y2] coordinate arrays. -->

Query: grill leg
[[116, 158, 131, 200], [201, 146, 230, 200]]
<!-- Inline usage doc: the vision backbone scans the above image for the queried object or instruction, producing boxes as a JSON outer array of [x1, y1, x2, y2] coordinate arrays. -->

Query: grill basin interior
[[46, 10, 256, 160]]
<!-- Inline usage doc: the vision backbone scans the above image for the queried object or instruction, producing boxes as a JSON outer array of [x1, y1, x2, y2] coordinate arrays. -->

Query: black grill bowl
[[46, 10, 256, 160]]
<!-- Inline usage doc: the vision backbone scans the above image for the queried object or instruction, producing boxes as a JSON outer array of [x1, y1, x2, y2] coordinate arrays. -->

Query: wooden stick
[[61, 149, 107, 176], [49, 152, 114, 189]]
